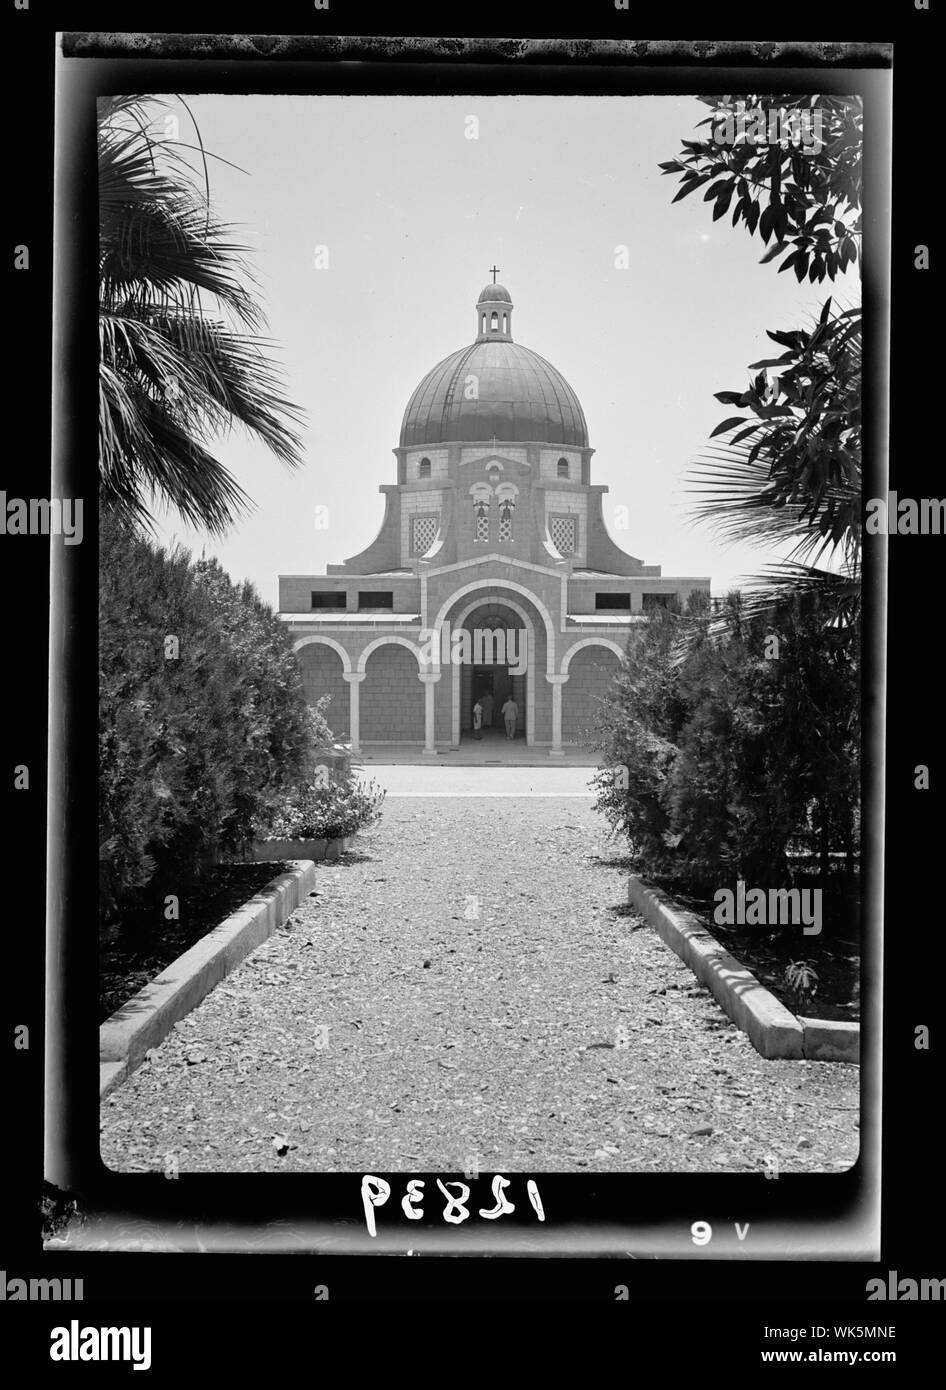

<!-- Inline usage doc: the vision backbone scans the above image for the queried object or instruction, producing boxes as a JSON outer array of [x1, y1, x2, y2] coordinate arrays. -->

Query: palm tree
[[98, 95, 305, 535], [685, 295, 861, 640]]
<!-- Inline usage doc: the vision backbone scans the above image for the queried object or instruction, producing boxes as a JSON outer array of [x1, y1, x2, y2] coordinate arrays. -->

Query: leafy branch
[[659, 94, 862, 283]]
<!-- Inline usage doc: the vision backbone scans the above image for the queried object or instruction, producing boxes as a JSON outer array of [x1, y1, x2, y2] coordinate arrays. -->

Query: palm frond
[[687, 442, 860, 564], [97, 96, 308, 535]]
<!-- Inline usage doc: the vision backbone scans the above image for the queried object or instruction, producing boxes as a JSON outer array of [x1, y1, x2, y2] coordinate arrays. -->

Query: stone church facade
[[279, 277, 710, 756]]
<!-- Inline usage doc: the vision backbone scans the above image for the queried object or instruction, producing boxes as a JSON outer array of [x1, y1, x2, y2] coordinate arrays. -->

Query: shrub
[[592, 589, 859, 897], [257, 772, 385, 843], [99, 510, 316, 919]]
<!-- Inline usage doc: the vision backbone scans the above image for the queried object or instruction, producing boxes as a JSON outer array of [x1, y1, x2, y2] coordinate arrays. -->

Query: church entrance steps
[[356, 739, 599, 767]]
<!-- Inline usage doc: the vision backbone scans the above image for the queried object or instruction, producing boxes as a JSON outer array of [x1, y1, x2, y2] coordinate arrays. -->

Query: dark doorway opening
[[468, 664, 524, 741]]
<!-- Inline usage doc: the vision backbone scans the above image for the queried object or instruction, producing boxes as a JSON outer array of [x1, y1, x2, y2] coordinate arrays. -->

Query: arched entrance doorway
[[457, 603, 527, 745], [440, 593, 550, 748]]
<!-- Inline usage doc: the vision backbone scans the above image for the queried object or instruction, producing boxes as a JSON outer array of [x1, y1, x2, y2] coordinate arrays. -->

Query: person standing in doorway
[[480, 689, 494, 730], [472, 697, 483, 740], [501, 695, 518, 740]]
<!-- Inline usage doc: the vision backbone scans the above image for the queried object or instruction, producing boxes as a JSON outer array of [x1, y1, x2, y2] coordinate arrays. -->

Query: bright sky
[[147, 93, 861, 602]]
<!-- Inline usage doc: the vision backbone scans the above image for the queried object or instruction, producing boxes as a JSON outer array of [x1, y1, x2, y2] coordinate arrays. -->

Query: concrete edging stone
[[100, 860, 317, 1098], [628, 875, 858, 1064]]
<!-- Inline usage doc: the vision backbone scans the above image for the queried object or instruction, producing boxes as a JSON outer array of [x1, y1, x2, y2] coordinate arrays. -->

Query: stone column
[[546, 674, 568, 757], [420, 671, 441, 754], [343, 672, 365, 753]]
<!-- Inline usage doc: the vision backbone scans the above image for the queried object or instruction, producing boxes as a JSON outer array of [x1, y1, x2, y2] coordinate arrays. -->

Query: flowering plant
[[258, 772, 385, 842]]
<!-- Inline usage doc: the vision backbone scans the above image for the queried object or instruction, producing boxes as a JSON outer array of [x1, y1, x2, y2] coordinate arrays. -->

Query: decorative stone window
[[418, 457, 431, 479], [557, 457, 569, 479], [549, 513, 578, 556], [411, 513, 439, 556]]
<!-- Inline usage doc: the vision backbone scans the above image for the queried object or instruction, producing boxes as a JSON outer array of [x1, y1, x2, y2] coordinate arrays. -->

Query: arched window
[[557, 457, 569, 478], [418, 457, 431, 479], [502, 312, 508, 333], [490, 311, 499, 330], [473, 497, 490, 544], [498, 496, 516, 542]]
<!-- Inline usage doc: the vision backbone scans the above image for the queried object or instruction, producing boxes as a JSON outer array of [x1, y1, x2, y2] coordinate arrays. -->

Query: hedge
[[99, 510, 323, 919]]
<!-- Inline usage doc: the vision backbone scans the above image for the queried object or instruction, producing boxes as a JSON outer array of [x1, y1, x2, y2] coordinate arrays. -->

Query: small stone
[[797, 1137, 813, 1149], [423, 960, 431, 969], [689, 1125, 714, 1138]]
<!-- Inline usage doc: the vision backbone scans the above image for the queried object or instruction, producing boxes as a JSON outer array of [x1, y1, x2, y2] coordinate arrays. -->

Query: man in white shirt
[[501, 696, 518, 739]]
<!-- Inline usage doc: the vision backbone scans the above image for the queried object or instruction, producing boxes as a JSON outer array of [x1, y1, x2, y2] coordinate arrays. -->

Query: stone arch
[[560, 637, 624, 675], [356, 634, 425, 676], [292, 634, 352, 672], [360, 641, 424, 742], [294, 637, 351, 738], [430, 578, 557, 674]]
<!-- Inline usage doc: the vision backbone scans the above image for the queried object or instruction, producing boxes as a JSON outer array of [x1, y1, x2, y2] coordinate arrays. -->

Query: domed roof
[[400, 340, 588, 447], [477, 283, 512, 303]]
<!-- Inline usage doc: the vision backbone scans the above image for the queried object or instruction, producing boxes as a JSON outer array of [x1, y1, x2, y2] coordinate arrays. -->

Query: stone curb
[[627, 875, 859, 1063], [797, 1015, 860, 1063], [100, 861, 317, 1099]]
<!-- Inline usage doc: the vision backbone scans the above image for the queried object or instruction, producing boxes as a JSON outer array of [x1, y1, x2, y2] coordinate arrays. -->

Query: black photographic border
[[42, 36, 890, 1281]]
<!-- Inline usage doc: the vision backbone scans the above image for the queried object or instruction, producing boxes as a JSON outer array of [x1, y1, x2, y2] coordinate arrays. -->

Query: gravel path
[[101, 798, 859, 1175]]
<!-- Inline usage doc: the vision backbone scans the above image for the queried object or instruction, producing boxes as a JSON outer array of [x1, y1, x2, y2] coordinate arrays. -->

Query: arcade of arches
[[293, 588, 624, 756]]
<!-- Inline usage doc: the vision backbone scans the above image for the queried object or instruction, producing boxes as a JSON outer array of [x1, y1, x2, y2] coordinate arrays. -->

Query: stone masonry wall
[[360, 642, 424, 741], [297, 642, 350, 738], [562, 645, 622, 742]]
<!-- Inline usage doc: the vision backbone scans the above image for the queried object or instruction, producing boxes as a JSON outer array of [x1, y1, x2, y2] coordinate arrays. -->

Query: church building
[[279, 275, 710, 756]]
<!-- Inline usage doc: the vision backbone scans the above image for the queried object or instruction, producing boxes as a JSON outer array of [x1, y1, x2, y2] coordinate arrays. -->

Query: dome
[[400, 340, 588, 447], [401, 278, 589, 447]]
